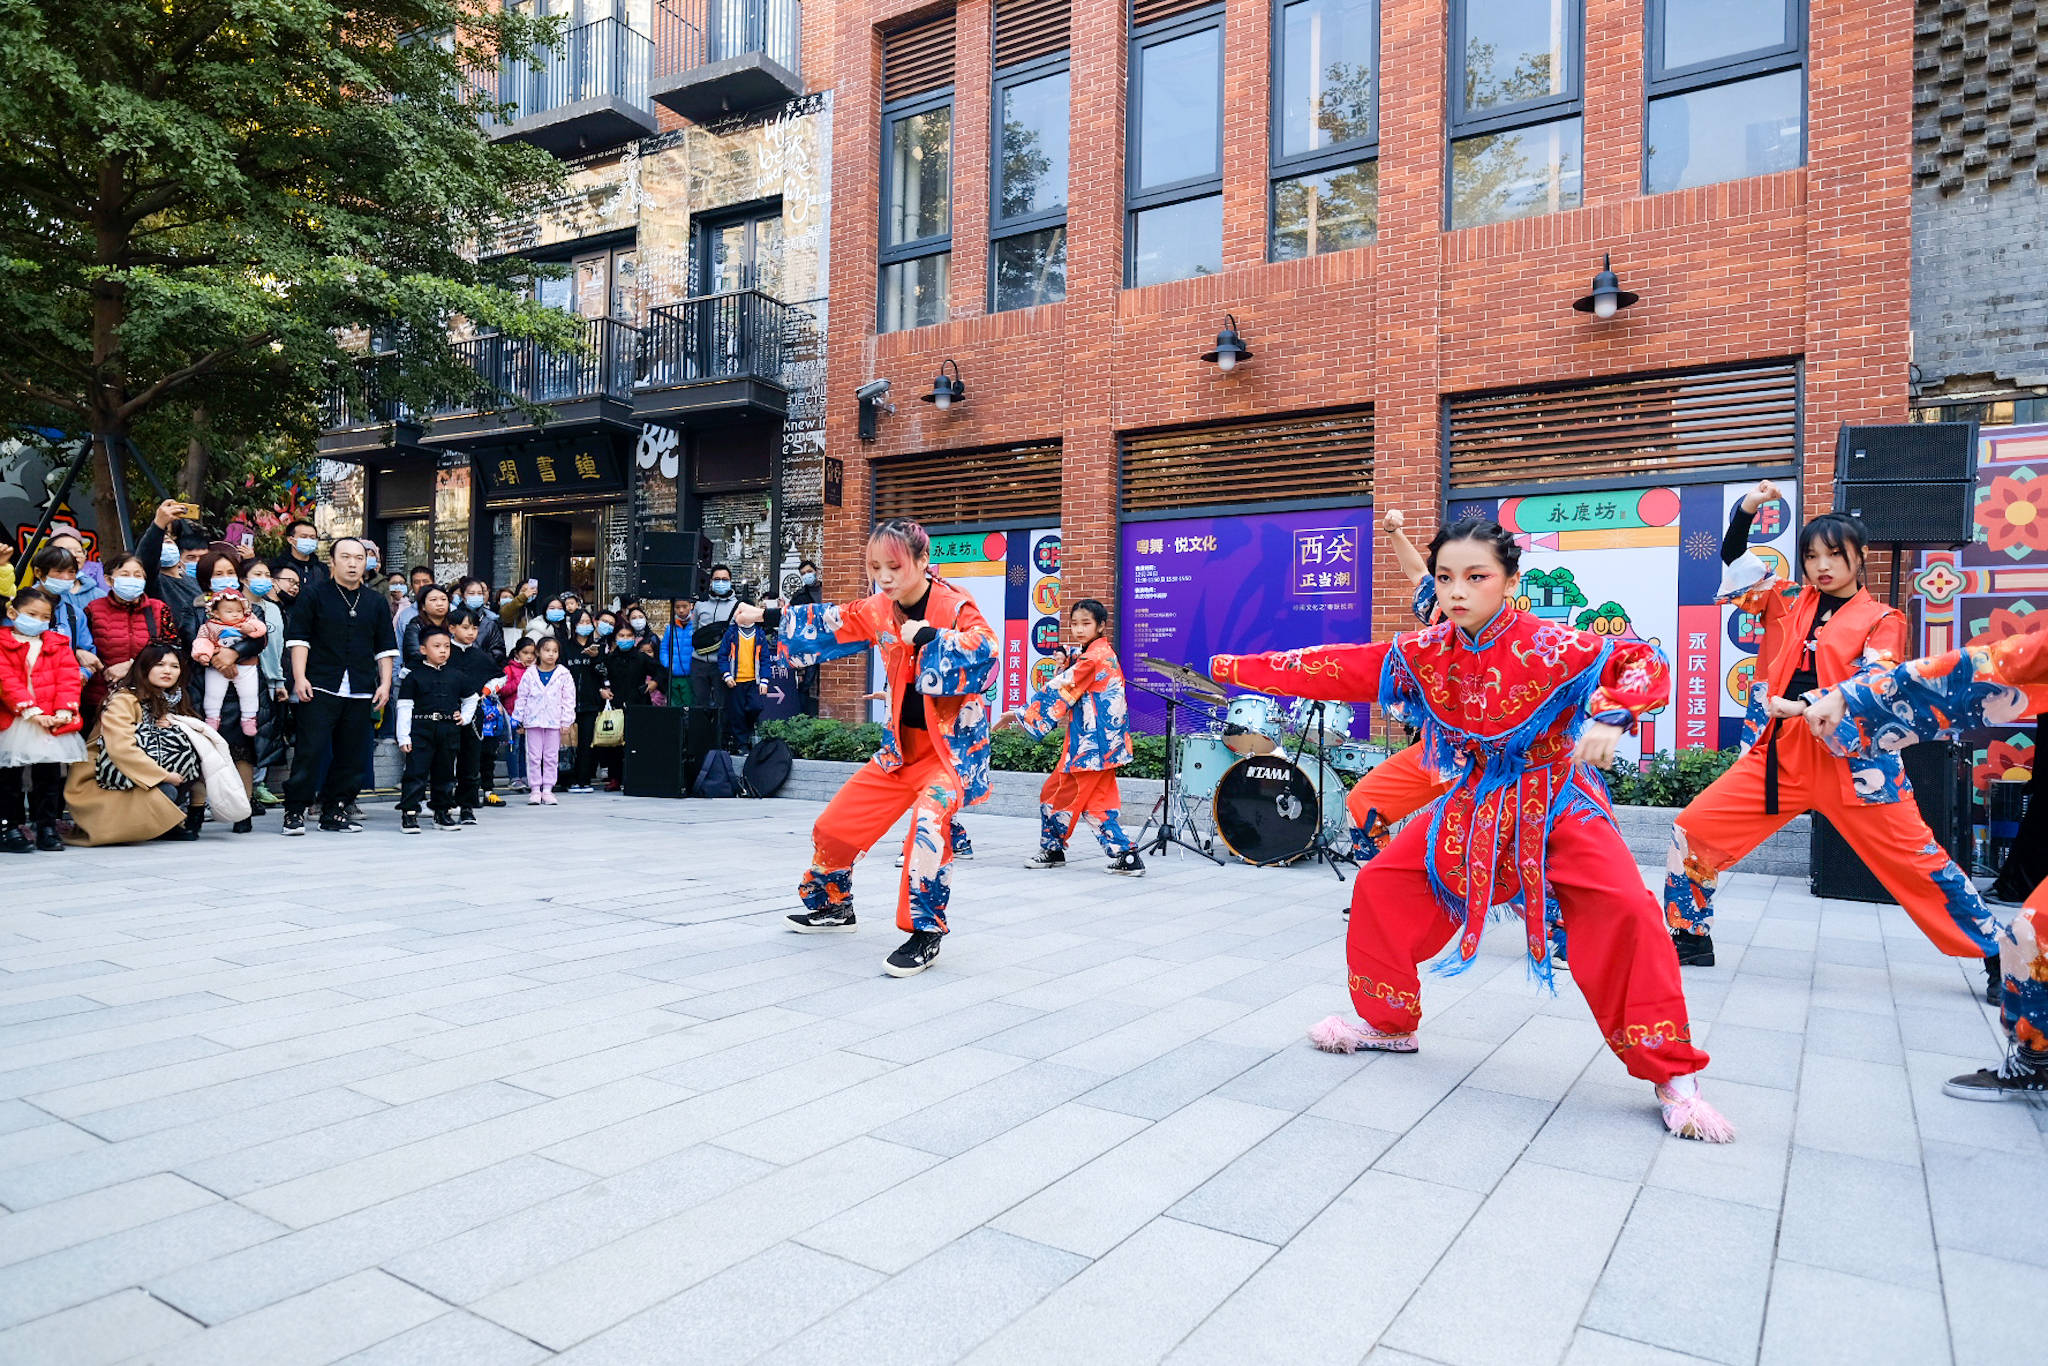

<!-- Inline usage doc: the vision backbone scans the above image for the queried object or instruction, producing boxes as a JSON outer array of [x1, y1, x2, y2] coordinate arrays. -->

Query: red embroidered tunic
[[1212, 606, 1669, 971]]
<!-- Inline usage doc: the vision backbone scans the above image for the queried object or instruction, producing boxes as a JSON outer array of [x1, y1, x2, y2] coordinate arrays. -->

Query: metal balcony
[[319, 356, 427, 461], [651, 0, 803, 124], [635, 290, 803, 425], [487, 16, 657, 157], [425, 316, 644, 447]]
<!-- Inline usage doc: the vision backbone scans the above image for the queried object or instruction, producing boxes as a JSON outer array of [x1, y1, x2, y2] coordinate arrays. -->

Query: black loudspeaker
[[638, 530, 709, 600], [682, 707, 720, 790], [1833, 422, 1979, 545], [639, 563, 698, 600], [1811, 741, 1974, 903], [623, 705, 687, 798]]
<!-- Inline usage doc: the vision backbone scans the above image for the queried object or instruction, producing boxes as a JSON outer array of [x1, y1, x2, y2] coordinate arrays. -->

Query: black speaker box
[[1833, 481, 1977, 546], [639, 563, 699, 600], [1811, 741, 1974, 904], [683, 707, 721, 791], [1837, 423, 1978, 483], [622, 705, 687, 798], [639, 530, 697, 565]]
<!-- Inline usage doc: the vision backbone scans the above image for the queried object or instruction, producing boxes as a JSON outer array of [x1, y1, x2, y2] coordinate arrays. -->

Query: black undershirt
[[897, 585, 934, 731], [1723, 504, 1854, 699]]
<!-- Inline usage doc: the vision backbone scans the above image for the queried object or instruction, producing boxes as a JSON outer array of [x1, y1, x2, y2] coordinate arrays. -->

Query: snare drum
[[1325, 742, 1382, 777], [1223, 695, 1286, 755], [1177, 733, 1239, 802], [1288, 698, 1356, 738]]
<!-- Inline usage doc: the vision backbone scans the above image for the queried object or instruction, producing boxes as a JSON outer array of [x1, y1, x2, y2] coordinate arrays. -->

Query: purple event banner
[[1118, 506, 1374, 729]]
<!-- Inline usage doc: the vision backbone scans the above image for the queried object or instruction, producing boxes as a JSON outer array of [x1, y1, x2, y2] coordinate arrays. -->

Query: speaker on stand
[[1833, 421, 1979, 604], [638, 530, 711, 602]]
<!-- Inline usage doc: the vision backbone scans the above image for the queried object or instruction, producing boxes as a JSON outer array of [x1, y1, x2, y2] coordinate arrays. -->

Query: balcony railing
[[323, 355, 415, 431], [640, 290, 799, 390], [651, 0, 802, 121], [488, 16, 655, 154], [437, 317, 642, 418]]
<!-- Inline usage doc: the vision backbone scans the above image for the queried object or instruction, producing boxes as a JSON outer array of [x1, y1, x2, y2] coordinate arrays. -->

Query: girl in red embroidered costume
[[1211, 520, 1733, 1142]]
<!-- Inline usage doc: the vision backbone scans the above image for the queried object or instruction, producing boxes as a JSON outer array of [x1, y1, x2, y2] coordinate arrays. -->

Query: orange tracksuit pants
[[798, 729, 965, 934], [1348, 807, 1710, 1084], [1343, 744, 1455, 859], [1664, 721, 1995, 957]]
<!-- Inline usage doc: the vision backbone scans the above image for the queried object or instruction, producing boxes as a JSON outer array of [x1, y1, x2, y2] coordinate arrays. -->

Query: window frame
[[1124, 2, 1228, 288], [1642, 0, 1807, 193], [876, 85, 956, 331], [1447, 0, 1585, 140], [1267, 0, 1382, 260], [989, 48, 1072, 312]]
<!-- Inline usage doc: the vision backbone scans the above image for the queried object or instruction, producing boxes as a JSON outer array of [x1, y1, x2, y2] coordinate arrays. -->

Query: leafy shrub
[[1599, 746, 1739, 808]]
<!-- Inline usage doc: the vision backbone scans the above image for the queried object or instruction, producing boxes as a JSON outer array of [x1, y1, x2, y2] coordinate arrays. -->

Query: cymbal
[[1138, 656, 1228, 699]]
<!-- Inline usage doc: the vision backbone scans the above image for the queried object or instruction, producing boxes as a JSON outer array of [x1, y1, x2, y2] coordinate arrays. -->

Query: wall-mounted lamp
[[1200, 315, 1253, 371], [919, 358, 966, 411], [1572, 253, 1640, 320]]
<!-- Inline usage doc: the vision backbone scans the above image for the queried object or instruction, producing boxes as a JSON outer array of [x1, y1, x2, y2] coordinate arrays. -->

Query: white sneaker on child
[[527, 793, 543, 806]]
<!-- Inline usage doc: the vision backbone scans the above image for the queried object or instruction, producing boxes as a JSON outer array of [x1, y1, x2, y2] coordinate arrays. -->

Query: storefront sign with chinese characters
[[477, 442, 626, 501]]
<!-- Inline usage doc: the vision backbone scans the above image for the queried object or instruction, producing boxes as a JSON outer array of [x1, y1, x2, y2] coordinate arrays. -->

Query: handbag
[[591, 703, 626, 749]]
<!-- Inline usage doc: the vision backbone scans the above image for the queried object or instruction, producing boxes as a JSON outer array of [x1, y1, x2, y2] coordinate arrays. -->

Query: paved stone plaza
[[0, 793, 2041, 1365]]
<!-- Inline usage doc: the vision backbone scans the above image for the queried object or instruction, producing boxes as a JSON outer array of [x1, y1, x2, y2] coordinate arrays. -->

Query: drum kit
[[1132, 657, 1389, 878]]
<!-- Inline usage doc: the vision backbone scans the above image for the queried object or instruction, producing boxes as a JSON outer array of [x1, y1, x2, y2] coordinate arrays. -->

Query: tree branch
[[0, 369, 89, 416], [115, 336, 267, 420]]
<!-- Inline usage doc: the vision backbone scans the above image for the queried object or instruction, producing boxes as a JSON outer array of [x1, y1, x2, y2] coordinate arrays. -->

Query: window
[[1270, 0, 1379, 259], [879, 13, 957, 332], [1127, 5, 1224, 287], [1645, 0, 1805, 193], [1448, 0, 1583, 229], [991, 57, 1070, 310]]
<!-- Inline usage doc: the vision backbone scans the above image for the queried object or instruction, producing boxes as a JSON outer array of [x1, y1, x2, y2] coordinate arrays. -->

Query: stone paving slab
[[1, 791, 2042, 1363]]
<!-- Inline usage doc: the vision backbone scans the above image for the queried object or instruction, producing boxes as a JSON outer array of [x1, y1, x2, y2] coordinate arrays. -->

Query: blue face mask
[[597, 621, 613, 636], [248, 578, 273, 597], [710, 581, 732, 597], [616, 638, 637, 651], [575, 624, 594, 638], [294, 537, 317, 555], [112, 575, 146, 602], [463, 594, 485, 611], [10, 616, 48, 637], [210, 576, 238, 593], [182, 561, 199, 580], [546, 608, 565, 623], [160, 545, 180, 568]]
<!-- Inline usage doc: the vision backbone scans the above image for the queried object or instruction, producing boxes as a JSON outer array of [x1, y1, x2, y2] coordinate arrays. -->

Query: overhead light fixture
[[1200, 314, 1252, 371], [920, 358, 965, 411], [1572, 253, 1640, 319]]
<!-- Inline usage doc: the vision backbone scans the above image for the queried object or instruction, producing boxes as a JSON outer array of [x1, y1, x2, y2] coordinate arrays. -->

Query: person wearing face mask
[[526, 597, 567, 644], [0, 587, 87, 852], [38, 529, 107, 606], [28, 547, 99, 680], [656, 598, 696, 706], [789, 560, 823, 714], [83, 553, 178, 732], [276, 519, 330, 589], [559, 608, 612, 793], [242, 557, 291, 808], [401, 586, 453, 677], [603, 620, 668, 713], [134, 500, 209, 627], [388, 574, 416, 638], [271, 563, 302, 611], [458, 579, 508, 665], [687, 566, 741, 736]]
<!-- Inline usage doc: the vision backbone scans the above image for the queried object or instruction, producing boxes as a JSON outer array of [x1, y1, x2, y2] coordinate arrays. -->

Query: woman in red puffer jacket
[[83, 553, 178, 725]]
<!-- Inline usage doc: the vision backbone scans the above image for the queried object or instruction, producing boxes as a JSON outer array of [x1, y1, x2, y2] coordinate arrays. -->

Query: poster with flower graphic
[[1908, 422, 2048, 799]]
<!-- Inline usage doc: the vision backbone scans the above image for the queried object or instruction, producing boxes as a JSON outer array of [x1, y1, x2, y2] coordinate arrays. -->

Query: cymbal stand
[[1287, 700, 1359, 881], [1133, 679, 1225, 864]]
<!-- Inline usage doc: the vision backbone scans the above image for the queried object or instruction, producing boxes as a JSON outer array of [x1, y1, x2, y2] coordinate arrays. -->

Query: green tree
[[0, 0, 582, 545]]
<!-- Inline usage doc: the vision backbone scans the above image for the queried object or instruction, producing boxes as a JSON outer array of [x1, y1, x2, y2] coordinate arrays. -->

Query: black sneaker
[[432, 810, 460, 831], [787, 907, 857, 934], [281, 811, 306, 837], [1944, 1049, 2048, 1101], [1984, 954, 2002, 1007], [954, 840, 975, 860], [401, 813, 421, 834], [884, 930, 945, 978], [0, 826, 34, 854], [34, 824, 64, 852], [231, 818, 253, 835], [1672, 929, 1716, 967], [1026, 849, 1065, 870], [459, 808, 477, 826], [318, 811, 364, 834], [1106, 850, 1146, 877], [344, 802, 367, 821]]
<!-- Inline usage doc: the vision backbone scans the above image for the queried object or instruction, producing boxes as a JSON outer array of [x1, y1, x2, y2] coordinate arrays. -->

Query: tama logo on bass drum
[[1247, 764, 1292, 781]]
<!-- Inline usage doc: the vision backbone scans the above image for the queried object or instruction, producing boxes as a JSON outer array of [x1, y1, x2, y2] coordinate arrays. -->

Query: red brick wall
[[818, 0, 1914, 719]]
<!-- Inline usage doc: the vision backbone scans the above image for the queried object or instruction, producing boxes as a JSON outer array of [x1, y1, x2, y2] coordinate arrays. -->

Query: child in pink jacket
[[508, 636, 576, 804]]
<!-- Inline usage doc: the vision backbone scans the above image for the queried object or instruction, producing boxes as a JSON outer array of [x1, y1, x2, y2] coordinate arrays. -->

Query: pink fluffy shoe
[[1308, 1015, 1418, 1054], [1656, 1075, 1736, 1143]]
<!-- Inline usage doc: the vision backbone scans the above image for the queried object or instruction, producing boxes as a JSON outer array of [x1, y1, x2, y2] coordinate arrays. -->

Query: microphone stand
[[1132, 678, 1225, 864], [1287, 699, 1358, 881]]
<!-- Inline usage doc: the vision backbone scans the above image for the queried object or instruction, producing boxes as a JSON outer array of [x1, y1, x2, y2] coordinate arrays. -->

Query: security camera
[[856, 378, 891, 402]]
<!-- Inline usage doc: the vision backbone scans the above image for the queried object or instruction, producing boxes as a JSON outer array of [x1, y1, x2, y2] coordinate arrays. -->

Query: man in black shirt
[[397, 626, 465, 833], [281, 536, 397, 834], [276, 519, 330, 590]]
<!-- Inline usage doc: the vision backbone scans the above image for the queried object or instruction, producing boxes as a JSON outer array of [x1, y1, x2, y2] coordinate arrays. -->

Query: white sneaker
[[527, 793, 543, 806]]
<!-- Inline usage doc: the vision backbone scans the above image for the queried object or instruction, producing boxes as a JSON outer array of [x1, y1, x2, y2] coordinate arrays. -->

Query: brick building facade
[[816, 0, 1916, 738]]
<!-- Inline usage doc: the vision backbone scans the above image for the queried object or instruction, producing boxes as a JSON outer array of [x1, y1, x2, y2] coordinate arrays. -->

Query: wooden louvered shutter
[[1446, 361, 1802, 490], [1132, 0, 1217, 29], [872, 442, 1063, 527], [1121, 409, 1374, 514], [884, 11, 957, 103], [996, 0, 1070, 67]]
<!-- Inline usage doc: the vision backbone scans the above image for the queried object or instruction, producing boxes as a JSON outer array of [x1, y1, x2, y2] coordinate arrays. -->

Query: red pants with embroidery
[[807, 730, 964, 934], [1346, 807, 1710, 1084]]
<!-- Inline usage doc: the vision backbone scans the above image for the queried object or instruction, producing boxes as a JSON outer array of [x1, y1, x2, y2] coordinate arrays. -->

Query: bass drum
[[1212, 755, 1320, 865], [1177, 732, 1239, 803]]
